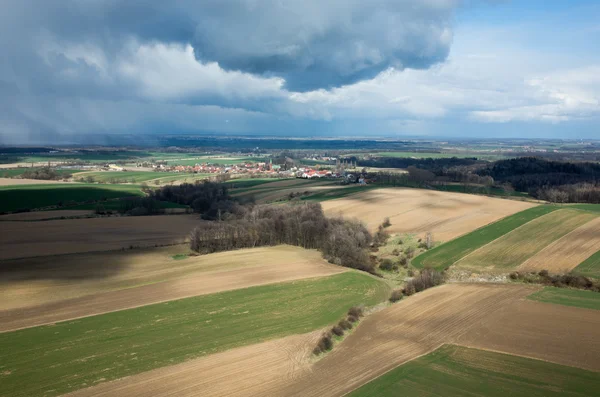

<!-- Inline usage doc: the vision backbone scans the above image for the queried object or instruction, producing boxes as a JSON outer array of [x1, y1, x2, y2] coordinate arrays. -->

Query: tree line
[[189, 201, 376, 274]]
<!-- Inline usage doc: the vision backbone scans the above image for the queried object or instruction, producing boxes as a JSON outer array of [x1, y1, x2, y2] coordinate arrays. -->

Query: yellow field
[[321, 188, 535, 242], [519, 216, 600, 273], [455, 209, 598, 270]]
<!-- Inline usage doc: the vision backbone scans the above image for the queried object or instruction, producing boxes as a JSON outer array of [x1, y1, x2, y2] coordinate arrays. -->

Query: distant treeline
[[22, 167, 71, 180], [348, 156, 482, 172], [477, 157, 600, 203]]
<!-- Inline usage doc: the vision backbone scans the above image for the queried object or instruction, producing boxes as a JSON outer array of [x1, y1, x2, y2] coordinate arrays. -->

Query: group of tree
[[189, 201, 377, 274], [477, 157, 600, 203], [150, 181, 249, 219], [21, 166, 70, 180]]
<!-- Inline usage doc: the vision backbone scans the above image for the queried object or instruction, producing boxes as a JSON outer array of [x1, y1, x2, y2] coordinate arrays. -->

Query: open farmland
[[413, 205, 558, 270], [0, 215, 201, 259], [519, 217, 600, 273], [348, 344, 600, 397], [74, 171, 179, 183], [528, 287, 600, 311], [0, 246, 346, 330], [0, 272, 389, 397], [321, 187, 535, 242], [73, 283, 600, 397], [455, 209, 598, 271], [0, 183, 143, 213]]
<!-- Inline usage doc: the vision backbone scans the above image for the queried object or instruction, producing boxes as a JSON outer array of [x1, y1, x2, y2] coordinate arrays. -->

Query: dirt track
[[69, 283, 600, 397], [321, 188, 535, 241], [0, 246, 344, 331], [519, 216, 600, 273], [0, 215, 202, 260]]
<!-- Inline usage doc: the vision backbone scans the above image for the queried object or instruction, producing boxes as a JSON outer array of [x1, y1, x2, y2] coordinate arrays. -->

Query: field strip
[[346, 344, 600, 397], [454, 209, 597, 270], [0, 215, 201, 260], [456, 298, 600, 372], [321, 187, 535, 242], [66, 331, 322, 397], [0, 250, 346, 332], [0, 210, 94, 221], [518, 216, 600, 273], [0, 272, 388, 397]]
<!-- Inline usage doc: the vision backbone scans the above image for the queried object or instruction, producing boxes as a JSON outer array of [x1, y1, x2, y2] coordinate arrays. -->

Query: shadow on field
[[0, 250, 132, 281]]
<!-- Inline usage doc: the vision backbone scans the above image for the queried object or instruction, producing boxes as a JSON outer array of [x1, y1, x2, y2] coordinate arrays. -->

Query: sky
[[0, 0, 599, 145]]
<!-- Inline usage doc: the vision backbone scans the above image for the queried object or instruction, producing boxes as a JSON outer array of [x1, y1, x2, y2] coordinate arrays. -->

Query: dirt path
[[321, 188, 535, 241], [519, 216, 600, 273], [0, 246, 344, 332], [67, 331, 321, 397]]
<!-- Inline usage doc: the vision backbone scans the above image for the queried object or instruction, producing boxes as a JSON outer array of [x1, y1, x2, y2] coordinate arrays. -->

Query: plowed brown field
[[0, 215, 202, 260], [67, 283, 600, 397], [518, 216, 600, 273], [321, 188, 535, 241], [0, 246, 344, 331], [0, 210, 94, 221]]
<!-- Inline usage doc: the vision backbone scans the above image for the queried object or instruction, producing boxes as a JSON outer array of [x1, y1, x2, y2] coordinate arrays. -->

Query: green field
[[74, 171, 176, 183], [528, 287, 600, 311], [573, 251, 600, 278], [0, 272, 389, 397], [302, 185, 378, 202], [412, 205, 559, 270], [0, 184, 144, 213], [455, 209, 597, 270], [568, 204, 600, 214], [349, 344, 600, 397]]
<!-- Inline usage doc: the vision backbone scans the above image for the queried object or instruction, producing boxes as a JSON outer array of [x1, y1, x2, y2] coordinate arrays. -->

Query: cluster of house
[[148, 161, 348, 179]]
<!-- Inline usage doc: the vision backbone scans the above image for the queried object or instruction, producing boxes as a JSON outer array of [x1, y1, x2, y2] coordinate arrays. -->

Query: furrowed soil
[[0, 272, 388, 397], [0, 210, 94, 221], [321, 188, 535, 241], [58, 283, 600, 397], [0, 246, 345, 331], [519, 217, 600, 273], [0, 215, 201, 260], [68, 331, 322, 397], [455, 209, 598, 271]]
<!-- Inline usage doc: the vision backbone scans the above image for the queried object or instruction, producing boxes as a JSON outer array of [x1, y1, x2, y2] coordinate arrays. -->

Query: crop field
[[0, 272, 389, 397], [528, 287, 600, 311], [0, 209, 94, 221], [519, 217, 600, 273], [45, 283, 600, 397], [0, 214, 201, 259], [413, 205, 558, 270], [574, 251, 600, 278], [321, 187, 535, 242], [0, 246, 346, 330], [73, 171, 178, 183], [348, 344, 600, 397], [164, 156, 266, 166], [455, 209, 598, 271], [0, 183, 143, 213]]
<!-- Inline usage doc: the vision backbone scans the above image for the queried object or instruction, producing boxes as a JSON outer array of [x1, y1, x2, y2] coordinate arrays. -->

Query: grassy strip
[[573, 250, 600, 279], [348, 344, 600, 397], [0, 272, 389, 397], [0, 184, 144, 213], [73, 171, 180, 183], [528, 287, 600, 311], [302, 185, 378, 202], [568, 204, 600, 213], [413, 205, 559, 270]]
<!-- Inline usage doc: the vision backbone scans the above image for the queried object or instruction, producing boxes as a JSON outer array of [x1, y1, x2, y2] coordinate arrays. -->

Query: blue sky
[[0, 0, 598, 144]]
